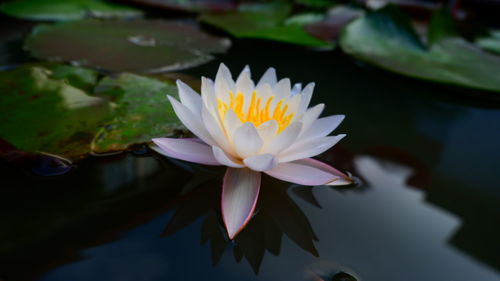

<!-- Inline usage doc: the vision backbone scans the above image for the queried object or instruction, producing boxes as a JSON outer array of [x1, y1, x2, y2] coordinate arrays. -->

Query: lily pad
[[0, 0, 143, 21], [199, 3, 332, 48], [340, 5, 500, 92], [304, 5, 364, 43], [91, 73, 184, 154], [0, 64, 113, 159], [125, 0, 236, 12], [476, 30, 500, 55], [25, 20, 231, 73]]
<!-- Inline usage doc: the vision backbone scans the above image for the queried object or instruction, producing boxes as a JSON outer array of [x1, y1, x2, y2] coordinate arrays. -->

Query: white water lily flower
[[153, 63, 351, 239]]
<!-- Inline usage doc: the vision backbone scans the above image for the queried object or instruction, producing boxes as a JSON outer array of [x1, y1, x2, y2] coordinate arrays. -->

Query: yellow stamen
[[217, 91, 295, 133]]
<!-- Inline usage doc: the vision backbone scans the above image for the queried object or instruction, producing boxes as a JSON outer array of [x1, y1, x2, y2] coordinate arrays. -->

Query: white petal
[[255, 83, 273, 101], [177, 80, 202, 114], [285, 93, 301, 117], [201, 105, 235, 155], [256, 120, 278, 143], [167, 95, 215, 146], [299, 103, 324, 136], [152, 138, 219, 165], [222, 109, 242, 140], [300, 115, 345, 141], [257, 67, 277, 87], [291, 83, 302, 96], [262, 122, 302, 155], [212, 146, 244, 168], [265, 160, 337, 186], [215, 63, 235, 102], [298, 82, 315, 114], [233, 122, 263, 159], [299, 158, 353, 186], [278, 134, 346, 163], [222, 167, 261, 239], [201, 77, 217, 114], [236, 66, 254, 95], [273, 78, 291, 100], [243, 154, 278, 171]]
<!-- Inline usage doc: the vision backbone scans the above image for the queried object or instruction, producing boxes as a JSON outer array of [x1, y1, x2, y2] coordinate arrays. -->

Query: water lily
[[153, 63, 351, 239]]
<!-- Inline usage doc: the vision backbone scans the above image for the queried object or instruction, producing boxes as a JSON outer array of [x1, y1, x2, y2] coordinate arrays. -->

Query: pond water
[[1, 39, 500, 281]]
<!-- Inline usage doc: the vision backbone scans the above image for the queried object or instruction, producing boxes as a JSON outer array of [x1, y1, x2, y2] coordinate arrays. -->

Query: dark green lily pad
[[340, 5, 500, 92], [125, 0, 236, 12], [476, 30, 500, 55], [25, 20, 231, 73], [295, 0, 334, 8], [91, 73, 184, 154], [0, 0, 143, 21], [199, 3, 332, 48], [0, 64, 113, 159]]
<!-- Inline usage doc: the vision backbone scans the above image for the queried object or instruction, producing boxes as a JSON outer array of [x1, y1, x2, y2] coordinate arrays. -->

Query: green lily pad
[[125, 0, 236, 12], [476, 30, 500, 55], [199, 3, 332, 48], [0, 64, 113, 159], [0, 0, 143, 21], [340, 5, 500, 92], [25, 20, 231, 73], [91, 73, 184, 154]]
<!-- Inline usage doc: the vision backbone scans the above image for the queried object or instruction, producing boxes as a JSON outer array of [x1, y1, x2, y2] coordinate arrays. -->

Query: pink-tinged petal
[[278, 134, 346, 163], [265, 159, 338, 186], [152, 138, 220, 165], [176, 80, 202, 114], [298, 115, 345, 142], [298, 158, 353, 186], [256, 67, 277, 87], [212, 146, 244, 168], [262, 122, 302, 155], [243, 154, 278, 171], [297, 82, 315, 114], [233, 122, 263, 159], [222, 168, 261, 239], [167, 95, 216, 146]]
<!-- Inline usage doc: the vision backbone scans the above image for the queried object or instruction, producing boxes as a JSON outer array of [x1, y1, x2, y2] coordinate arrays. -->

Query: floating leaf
[[25, 20, 231, 73], [0, 64, 113, 159], [340, 5, 500, 92], [476, 30, 500, 55], [304, 5, 363, 43], [91, 73, 184, 154], [199, 3, 332, 48], [0, 0, 143, 21], [125, 0, 236, 12], [295, 0, 334, 8]]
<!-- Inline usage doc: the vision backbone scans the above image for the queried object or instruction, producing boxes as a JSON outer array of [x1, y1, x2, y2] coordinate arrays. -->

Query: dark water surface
[[1, 40, 500, 281]]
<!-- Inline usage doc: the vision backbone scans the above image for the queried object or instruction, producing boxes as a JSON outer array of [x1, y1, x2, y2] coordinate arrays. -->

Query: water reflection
[[161, 165, 324, 274]]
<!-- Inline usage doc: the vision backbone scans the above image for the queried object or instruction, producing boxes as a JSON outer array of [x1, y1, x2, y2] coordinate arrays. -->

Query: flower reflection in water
[[159, 161, 348, 274]]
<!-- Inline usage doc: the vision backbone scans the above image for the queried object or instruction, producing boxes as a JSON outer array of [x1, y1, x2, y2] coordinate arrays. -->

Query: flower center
[[217, 91, 295, 133]]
